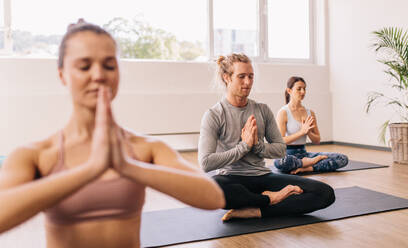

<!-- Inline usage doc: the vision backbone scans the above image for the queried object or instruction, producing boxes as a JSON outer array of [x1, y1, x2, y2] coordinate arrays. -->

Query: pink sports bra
[[44, 132, 145, 225]]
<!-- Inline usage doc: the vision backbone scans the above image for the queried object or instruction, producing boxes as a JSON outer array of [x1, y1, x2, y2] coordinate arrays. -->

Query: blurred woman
[[0, 21, 224, 248]]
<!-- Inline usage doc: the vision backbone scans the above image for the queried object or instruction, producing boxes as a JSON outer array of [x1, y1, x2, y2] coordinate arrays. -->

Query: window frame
[[0, 0, 12, 55], [210, 0, 262, 60], [1, 0, 314, 63], [259, 0, 314, 64]]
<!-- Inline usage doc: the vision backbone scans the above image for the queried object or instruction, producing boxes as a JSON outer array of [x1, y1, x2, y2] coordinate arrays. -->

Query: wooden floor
[[151, 145, 408, 248], [1, 145, 407, 247]]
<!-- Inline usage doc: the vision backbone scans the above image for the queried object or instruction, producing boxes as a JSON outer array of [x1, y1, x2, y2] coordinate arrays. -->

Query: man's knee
[[321, 184, 335, 208]]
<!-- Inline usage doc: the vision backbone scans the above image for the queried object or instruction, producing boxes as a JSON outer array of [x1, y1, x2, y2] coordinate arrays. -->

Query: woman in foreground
[[0, 21, 224, 248]]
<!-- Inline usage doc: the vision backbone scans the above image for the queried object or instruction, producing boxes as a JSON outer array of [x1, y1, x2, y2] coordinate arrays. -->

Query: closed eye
[[79, 65, 90, 71], [104, 64, 116, 70], [104, 57, 117, 70]]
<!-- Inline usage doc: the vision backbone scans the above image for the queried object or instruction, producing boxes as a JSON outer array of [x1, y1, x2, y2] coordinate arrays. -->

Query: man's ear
[[222, 73, 231, 85]]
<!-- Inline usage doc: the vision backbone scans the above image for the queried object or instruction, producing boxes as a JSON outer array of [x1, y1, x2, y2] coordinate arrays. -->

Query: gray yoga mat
[[206, 160, 388, 177], [141, 186, 408, 247], [269, 160, 389, 175]]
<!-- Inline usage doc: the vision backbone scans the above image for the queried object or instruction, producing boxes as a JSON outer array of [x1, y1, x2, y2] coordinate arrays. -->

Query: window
[[10, 0, 207, 60], [0, 0, 4, 50], [213, 0, 258, 57], [0, 0, 3, 27], [2, 0, 314, 62], [267, 0, 311, 60]]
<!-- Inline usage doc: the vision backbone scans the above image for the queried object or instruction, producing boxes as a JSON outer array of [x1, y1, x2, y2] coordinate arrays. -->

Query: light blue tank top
[[281, 105, 311, 145]]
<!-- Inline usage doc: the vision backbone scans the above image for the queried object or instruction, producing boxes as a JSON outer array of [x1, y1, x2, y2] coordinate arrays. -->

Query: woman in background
[[274, 76, 348, 174]]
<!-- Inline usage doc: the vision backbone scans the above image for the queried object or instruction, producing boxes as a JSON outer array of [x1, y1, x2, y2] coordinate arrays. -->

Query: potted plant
[[366, 27, 408, 164]]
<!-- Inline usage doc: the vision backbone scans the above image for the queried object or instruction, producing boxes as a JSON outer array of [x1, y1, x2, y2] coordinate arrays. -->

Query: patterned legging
[[274, 146, 348, 173]]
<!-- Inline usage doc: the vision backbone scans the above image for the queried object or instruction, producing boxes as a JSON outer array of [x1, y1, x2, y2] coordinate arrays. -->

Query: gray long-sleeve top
[[198, 98, 286, 176]]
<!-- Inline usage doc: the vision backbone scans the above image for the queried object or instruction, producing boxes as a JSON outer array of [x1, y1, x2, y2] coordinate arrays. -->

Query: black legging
[[213, 173, 335, 217]]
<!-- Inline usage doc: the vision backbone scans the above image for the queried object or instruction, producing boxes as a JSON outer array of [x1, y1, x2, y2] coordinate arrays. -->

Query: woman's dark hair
[[58, 19, 116, 68], [285, 76, 306, 104]]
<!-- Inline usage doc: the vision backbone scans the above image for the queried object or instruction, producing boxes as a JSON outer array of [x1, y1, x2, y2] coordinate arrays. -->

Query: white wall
[[328, 0, 408, 147], [0, 58, 331, 154]]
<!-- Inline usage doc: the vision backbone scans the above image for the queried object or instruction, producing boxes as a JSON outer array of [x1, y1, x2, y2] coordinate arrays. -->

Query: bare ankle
[[301, 157, 315, 167], [222, 208, 261, 221]]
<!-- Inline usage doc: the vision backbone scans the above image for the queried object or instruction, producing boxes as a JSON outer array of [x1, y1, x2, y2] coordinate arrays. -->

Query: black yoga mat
[[141, 186, 408, 247], [269, 160, 389, 175]]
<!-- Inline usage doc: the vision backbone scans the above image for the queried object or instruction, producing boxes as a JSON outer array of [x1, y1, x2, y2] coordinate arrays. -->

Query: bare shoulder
[[127, 131, 174, 154], [122, 128, 198, 171], [0, 133, 59, 187], [122, 128, 160, 148], [121, 128, 166, 163], [308, 109, 317, 121], [277, 108, 288, 121], [310, 110, 317, 117], [277, 107, 287, 115], [5, 134, 57, 168]]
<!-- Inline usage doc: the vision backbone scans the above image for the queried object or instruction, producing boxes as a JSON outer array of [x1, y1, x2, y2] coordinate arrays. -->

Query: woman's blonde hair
[[215, 53, 252, 88]]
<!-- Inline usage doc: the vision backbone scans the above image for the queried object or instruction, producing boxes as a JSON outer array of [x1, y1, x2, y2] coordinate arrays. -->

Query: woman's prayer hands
[[300, 115, 315, 135], [89, 86, 132, 176]]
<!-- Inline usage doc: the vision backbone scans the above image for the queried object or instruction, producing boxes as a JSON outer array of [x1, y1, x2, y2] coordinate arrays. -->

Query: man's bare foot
[[222, 208, 261, 221], [302, 155, 328, 167], [290, 166, 314, 175], [262, 185, 303, 205]]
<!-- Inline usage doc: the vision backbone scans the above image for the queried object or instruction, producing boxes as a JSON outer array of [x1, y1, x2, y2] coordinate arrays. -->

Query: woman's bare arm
[[114, 137, 225, 210], [0, 147, 104, 233], [0, 87, 114, 233], [307, 111, 321, 144], [276, 109, 306, 144]]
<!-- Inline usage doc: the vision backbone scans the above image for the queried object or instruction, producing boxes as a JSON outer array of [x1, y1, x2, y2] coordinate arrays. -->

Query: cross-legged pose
[[198, 54, 335, 221], [274, 76, 348, 174], [0, 21, 224, 248]]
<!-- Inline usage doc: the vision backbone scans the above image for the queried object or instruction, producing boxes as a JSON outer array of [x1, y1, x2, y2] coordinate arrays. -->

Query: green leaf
[[365, 92, 384, 113], [378, 120, 390, 145], [369, 27, 408, 132]]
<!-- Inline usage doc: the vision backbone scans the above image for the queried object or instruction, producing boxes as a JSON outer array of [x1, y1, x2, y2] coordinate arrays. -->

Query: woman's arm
[[107, 89, 224, 209], [198, 110, 250, 172], [0, 86, 113, 233], [0, 147, 105, 233], [115, 138, 225, 210], [307, 111, 321, 144], [276, 109, 307, 144]]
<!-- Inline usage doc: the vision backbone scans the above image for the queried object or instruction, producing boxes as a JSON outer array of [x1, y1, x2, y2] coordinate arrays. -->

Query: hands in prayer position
[[88, 86, 133, 177], [300, 115, 315, 135], [241, 115, 259, 148]]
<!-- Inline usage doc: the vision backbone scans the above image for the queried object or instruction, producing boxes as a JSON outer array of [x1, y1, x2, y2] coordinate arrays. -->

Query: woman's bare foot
[[290, 166, 314, 175], [262, 185, 303, 205], [222, 208, 261, 222], [302, 155, 328, 167]]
